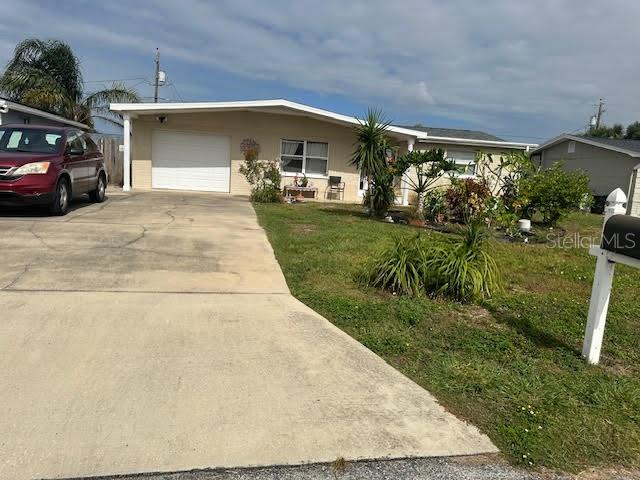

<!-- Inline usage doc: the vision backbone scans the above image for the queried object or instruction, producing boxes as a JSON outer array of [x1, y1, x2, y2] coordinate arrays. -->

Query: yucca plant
[[425, 223, 501, 301], [351, 108, 393, 216], [363, 234, 430, 296]]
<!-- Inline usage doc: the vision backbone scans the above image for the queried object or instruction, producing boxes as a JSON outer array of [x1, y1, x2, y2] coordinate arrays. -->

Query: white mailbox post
[[583, 188, 640, 364]]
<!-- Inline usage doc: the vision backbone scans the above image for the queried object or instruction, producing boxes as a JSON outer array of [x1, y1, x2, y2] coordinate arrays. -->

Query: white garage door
[[152, 130, 231, 192]]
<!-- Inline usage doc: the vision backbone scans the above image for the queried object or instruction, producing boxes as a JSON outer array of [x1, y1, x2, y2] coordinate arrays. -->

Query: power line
[[84, 77, 148, 84], [167, 81, 185, 102]]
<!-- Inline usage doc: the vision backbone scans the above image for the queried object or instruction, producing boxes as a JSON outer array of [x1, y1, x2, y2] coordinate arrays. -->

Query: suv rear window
[[0, 128, 63, 154]]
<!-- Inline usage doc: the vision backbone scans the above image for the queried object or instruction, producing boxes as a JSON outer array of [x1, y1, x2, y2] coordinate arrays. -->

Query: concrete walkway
[[0, 192, 496, 480]]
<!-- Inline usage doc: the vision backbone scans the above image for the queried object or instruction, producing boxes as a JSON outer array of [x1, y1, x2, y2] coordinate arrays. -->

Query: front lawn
[[254, 202, 640, 474]]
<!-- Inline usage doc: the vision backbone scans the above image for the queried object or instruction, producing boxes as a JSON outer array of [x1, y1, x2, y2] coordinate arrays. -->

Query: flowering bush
[[238, 138, 282, 203]]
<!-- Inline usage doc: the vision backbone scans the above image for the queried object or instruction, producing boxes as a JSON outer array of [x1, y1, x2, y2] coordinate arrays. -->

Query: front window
[[280, 139, 328, 176], [0, 127, 63, 154], [448, 150, 477, 178]]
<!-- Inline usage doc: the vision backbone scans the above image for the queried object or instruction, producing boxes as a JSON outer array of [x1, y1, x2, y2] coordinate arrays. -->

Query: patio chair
[[326, 175, 345, 200]]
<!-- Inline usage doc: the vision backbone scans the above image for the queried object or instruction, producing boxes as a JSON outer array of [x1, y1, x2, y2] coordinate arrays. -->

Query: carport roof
[[110, 99, 536, 149]]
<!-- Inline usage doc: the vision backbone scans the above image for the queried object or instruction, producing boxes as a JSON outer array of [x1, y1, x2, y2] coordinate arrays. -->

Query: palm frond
[[83, 82, 141, 109], [91, 106, 127, 128], [2, 38, 82, 102]]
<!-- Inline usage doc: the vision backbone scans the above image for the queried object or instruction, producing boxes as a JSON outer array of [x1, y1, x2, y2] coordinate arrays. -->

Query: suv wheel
[[50, 178, 70, 216], [89, 173, 106, 203]]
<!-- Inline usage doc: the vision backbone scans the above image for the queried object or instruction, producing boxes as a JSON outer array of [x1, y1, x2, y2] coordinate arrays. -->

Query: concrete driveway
[[0, 191, 496, 480]]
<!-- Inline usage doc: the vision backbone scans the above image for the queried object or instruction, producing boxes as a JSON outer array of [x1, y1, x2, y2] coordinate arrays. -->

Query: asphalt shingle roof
[[580, 136, 640, 154], [398, 125, 505, 142]]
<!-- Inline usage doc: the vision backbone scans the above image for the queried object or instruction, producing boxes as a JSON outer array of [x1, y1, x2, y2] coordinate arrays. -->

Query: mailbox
[[602, 214, 640, 261]]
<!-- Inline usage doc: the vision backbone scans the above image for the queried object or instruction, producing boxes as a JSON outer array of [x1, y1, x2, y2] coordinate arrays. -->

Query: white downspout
[[123, 114, 131, 192]]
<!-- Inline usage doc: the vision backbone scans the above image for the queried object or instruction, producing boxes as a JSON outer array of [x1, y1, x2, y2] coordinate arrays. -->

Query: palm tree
[[351, 108, 393, 215], [0, 39, 140, 129]]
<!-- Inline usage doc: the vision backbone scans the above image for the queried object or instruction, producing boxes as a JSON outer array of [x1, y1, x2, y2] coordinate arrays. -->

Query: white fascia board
[[110, 99, 537, 148], [110, 99, 424, 140], [416, 135, 537, 150], [532, 134, 640, 158], [1, 99, 89, 129]]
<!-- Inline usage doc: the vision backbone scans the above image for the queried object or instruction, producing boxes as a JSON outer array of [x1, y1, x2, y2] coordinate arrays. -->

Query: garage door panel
[[152, 130, 230, 192]]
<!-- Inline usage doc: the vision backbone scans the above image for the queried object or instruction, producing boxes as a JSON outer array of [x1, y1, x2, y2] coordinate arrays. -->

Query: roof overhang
[[532, 134, 640, 158], [0, 98, 89, 130], [416, 135, 536, 150], [112, 99, 421, 140], [111, 99, 536, 149]]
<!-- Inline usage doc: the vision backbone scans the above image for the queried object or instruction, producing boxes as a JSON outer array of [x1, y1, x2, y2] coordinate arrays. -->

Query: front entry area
[[151, 130, 231, 192]]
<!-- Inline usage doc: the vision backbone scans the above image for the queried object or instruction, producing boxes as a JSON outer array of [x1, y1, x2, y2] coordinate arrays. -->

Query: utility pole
[[595, 98, 605, 129], [153, 48, 160, 103]]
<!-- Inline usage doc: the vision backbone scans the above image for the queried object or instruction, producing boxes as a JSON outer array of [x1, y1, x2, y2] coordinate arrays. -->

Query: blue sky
[[1, 0, 638, 142]]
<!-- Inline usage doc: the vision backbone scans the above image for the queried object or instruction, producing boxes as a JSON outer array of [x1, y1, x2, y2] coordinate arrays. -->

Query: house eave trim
[[532, 134, 640, 158], [0, 99, 90, 130]]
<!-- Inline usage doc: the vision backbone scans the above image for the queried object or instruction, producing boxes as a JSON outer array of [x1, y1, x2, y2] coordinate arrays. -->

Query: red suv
[[0, 125, 107, 215]]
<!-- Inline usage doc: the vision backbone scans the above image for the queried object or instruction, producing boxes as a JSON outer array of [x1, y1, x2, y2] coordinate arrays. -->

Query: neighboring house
[[531, 134, 640, 216], [0, 97, 89, 130], [110, 99, 536, 204]]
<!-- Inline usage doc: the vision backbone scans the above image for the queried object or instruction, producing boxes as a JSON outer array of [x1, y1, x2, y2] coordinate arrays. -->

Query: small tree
[[351, 108, 393, 216], [393, 148, 455, 218], [519, 162, 592, 225], [474, 150, 533, 198], [625, 121, 640, 140]]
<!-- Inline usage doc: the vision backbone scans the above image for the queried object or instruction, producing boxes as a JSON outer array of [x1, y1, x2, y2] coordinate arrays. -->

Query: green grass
[[254, 202, 640, 474]]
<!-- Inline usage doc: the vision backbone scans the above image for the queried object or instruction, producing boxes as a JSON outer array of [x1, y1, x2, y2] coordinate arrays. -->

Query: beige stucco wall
[[539, 139, 637, 196], [129, 111, 526, 205], [130, 111, 365, 201]]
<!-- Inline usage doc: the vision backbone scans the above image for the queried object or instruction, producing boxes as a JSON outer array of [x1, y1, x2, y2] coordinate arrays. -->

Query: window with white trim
[[448, 150, 477, 177], [280, 139, 328, 176], [568, 141, 576, 154]]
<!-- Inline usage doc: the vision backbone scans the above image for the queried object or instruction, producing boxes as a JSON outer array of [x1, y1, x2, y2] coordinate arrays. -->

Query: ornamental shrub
[[424, 223, 501, 302], [363, 224, 501, 302], [519, 163, 592, 225], [238, 138, 282, 203], [445, 178, 493, 223], [422, 189, 447, 222]]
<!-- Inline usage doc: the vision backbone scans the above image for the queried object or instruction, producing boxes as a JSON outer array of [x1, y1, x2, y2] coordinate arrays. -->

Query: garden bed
[[388, 208, 566, 244], [255, 202, 640, 475]]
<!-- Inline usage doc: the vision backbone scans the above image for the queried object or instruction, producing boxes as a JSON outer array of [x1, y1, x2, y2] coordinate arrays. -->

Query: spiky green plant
[[0, 38, 140, 128], [351, 108, 393, 215], [425, 223, 501, 301], [363, 234, 430, 296]]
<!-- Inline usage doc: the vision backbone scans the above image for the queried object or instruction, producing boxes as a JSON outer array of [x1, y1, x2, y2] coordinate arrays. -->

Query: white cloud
[[0, 0, 639, 140]]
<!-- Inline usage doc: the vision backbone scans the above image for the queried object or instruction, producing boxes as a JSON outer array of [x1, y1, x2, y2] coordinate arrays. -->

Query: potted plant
[[299, 174, 309, 187]]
